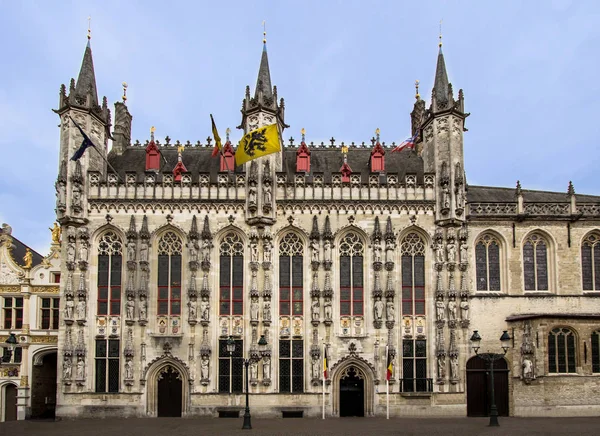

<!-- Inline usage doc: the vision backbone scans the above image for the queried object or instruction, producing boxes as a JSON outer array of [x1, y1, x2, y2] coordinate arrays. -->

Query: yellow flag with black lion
[[234, 123, 281, 167]]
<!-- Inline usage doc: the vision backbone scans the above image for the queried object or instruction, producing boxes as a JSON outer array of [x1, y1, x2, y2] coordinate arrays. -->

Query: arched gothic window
[[591, 330, 600, 373], [523, 234, 549, 291], [279, 233, 304, 316], [400, 233, 426, 316], [219, 233, 244, 316], [582, 233, 600, 291], [548, 327, 576, 373], [475, 234, 501, 291], [157, 231, 183, 316], [339, 232, 364, 316], [97, 231, 123, 316]]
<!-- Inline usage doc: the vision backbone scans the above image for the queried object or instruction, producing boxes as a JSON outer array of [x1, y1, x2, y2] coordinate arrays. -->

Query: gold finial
[[178, 145, 185, 154], [226, 127, 231, 141], [415, 80, 420, 99], [23, 248, 32, 269], [262, 20, 266, 44], [122, 81, 128, 103], [301, 128, 306, 142], [341, 144, 349, 155], [439, 19, 443, 47], [87, 16, 92, 40], [150, 126, 155, 141]]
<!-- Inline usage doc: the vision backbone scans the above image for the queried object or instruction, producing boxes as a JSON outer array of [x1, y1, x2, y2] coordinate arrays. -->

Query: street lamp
[[470, 330, 511, 427], [227, 335, 264, 430], [3, 332, 17, 363]]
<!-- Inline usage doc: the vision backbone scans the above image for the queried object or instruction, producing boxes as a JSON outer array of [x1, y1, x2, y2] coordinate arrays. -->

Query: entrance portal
[[339, 366, 364, 417], [3, 384, 17, 421], [31, 352, 57, 419], [157, 366, 182, 417], [466, 356, 509, 417]]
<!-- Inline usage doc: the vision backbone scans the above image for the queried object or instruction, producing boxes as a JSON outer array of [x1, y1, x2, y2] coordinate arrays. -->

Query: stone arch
[[330, 354, 376, 417], [31, 347, 58, 366], [91, 223, 126, 247], [0, 381, 18, 422], [144, 356, 191, 417], [520, 229, 556, 292], [472, 229, 509, 292]]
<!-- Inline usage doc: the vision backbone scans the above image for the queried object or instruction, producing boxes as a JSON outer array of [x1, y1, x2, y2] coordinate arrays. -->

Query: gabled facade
[[44, 34, 600, 421]]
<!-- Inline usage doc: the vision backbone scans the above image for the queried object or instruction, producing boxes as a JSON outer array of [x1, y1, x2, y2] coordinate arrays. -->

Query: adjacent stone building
[[45, 34, 600, 419]]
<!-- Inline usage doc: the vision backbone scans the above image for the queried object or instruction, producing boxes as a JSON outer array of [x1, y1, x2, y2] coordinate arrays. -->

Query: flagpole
[[322, 343, 325, 420], [386, 346, 389, 420]]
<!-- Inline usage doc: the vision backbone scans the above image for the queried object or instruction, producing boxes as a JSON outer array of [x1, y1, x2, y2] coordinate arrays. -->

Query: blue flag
[[69, 117, 96, 161]]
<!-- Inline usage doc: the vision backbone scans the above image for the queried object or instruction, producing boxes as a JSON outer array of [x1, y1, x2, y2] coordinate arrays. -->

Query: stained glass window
[[402, 339, 427, 392], [157, 231, 183, 315], [218, 339, 243, 393], [401, 233, 426, 316], [548, 328, 576, 373], [279, 233, 304, 316], [582, 234, 600, 291], [95, 339, 120, 393], [523, 234, 548, 291], [339, 233, 364, 316], [219, 233, 244, 316], [97, 231, 123, 316], [475, 234, 501, 291], [279, 339, 304, 393]]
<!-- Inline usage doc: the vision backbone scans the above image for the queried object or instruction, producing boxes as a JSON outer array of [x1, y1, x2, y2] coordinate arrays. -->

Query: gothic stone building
[[49, 37, 600, 419], [0, 224, 61, 421]]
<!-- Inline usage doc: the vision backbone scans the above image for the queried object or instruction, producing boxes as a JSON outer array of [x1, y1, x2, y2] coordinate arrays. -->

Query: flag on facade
[[234, 123, 280, 166], [69, 116, 96, 161], [323, 346, 329, 379], [386, 348, 393, 381], [210, 114, 222, 157], [391, 131, 418, 153]]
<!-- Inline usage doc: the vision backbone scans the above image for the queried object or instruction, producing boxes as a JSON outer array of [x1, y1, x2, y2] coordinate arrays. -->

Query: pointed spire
[[126, 215, 137, 240], [189, 215, 199, 240], [255, 25, 273, 100], [385, 217, 394, 242], [74, 39, 99, 107], [140, 215, 150, 240], [372, 216, 382, 241], [323, 216, 333, 240], [310, 216, 320, 240], [201, 215, 211, 240], [432, 44, 449, 108], [568, 181, 575, 196]]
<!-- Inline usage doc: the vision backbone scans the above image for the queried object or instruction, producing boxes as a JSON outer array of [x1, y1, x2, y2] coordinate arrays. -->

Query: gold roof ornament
[[301, 128, 306, 142], [226, 127, 231, 142], [262, 20, 267, 44], [49, 222, 61, 245], [23, 248, 33, 269], [375, 128, 380, 142], [122, 82, 128, 103], [150, 126, 156, 141], [439, 19, 443, 48], [415, 80, 420, 99], [87, 16, 92, 41]]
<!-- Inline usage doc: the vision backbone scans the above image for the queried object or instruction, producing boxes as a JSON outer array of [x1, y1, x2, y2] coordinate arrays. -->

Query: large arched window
[[278, 232, 304, 393], [400, 233, 426, 316], [582, 233, 600, 291], [97, 231, 123, 316], [219, 232, 244, 316], [339, 232, 364, 316], [157, 231, 183, 316], [523, 234, 549, 291], [548, 327, 576, 373], [475, 234, 501, 291]]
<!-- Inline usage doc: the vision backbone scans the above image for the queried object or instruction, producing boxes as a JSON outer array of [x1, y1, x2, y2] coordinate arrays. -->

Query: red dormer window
[[173, 161, 187, 182], [220, 142, 235, 172], [370, 141, 385, 172], [340, 161, 352, 183], [145, 141, 160, 171], [296, 141, 311, 172]]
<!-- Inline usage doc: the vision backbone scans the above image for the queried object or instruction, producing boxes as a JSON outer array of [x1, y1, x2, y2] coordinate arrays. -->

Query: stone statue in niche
[[64, 295, 74, 319], [248, 185, 257, 205], [63, 356, 72, 380], [201, 299, 209, 321], [263, 240, 272, 263], [126, 295, 135, 319], [202, 239, 211, 263], [263, 301, 271, 321], [311, 240, 320, 263], [435, 242, 444, 264], [312, 357, 320, 379], [311, 299, 320, 321], [250, 299, 259, 321], [188, 241, 199, 263], [456, 185, 465, 206], [72, 185, 81, 207], [450, 355, 459, 379], [522, 357, 533, 379], [386, 300, 395, 321], [76, 356, 85, 379], [139, 294, 147, 319], [385, 241, 395, 264], [125, 359, 133, 379], [373, 240, 382, 263], [188, 299, 197, 319], [76, 298, 86, 320], [435, 296, 445, 321], [249, 361, 258, 380], [56, 183, 66, 206], [447, 297, 457, 321], [201, 355, 210, 380], [67, 242, 76, 263], [263, 182, 272, 204], [460, 241, 468, 264], [250, 242, 258, 263], [437, 355, 446, 378], [442, 185, 450, 209], [127, 241, 136, 262], [374, 297, 384, 321], [140, 241, 149, 262], [446, 240, 456, 263], [323, 240, 332, 262], [324, 298, 332, 320], [460, 298, 469, 320], [78, 240, 89, 262], [263, 356, 271, 379]]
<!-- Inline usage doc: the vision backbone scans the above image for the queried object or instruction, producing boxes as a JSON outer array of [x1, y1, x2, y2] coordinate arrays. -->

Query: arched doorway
[[339, 366, 364, 417], [157, 366, 182, 417], [466, 356, 509, 417], [3, 383, 17, 421], [31, 351, 58, 419]]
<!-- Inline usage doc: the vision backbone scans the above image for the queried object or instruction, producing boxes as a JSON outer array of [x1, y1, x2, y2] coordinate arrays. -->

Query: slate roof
[[468, 185, 600, 203]]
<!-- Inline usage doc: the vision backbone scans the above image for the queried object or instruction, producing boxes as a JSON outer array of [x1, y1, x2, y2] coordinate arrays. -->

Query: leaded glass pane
[[292, 359, 304, 392], [416, 359, 427, 392], [557, 333, 566, 373], [403, 340, 414, 357], [402, 256, 412, 286], [414, 256, 425, 286], [488, 242, 501, 290], [292, 302, 302, 316], [548, 333, 556, 373], [232, 358, 243, 393], [595, 244, 600, 290], [340, 289, 351, 301], [567, 333, 576, 373], [280, 340, 291, 358], [232, 302, 243, 316], [220, 257, 231, 285], [475, 242, 488, 291], [111, 255, 122, 284], [353, 288, 363, 301], [353, 302, 363, 315], [280, 302, 290, 315], [352, 257, 363, 287], [108, 340, 120, 357], [592, 332, 600, 373], [108, 359, 119, 393], [232, 256, 244, 286], [95, 359, 106, 393], [536, 242, 548, 290], [98, 255, 109, 286], [218, 358, 230, 393], [292, 256, 303, 286], [171, 255, 182, 285], [582, 245, 593, 290], [96, 340, 107, 357], [279, 359, 291, 392], [415, 340, 427, 358], [293, 289, 303, 301], [292, 341, 304, 358], [340, 302, 350, 315], [340, 257, 350, 287], [158, 255, 169, 286], [279, 257, 290, 287], [523, 242, 535, 290]]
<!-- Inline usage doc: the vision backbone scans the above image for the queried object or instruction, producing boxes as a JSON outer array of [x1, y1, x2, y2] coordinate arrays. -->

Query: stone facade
[[41, 35, 600, 420]]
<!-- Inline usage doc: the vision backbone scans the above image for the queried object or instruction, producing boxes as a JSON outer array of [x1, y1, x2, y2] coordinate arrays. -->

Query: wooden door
[[31, 352, 57, 419], [466, 356, 509, 417], [4, 384, 17, 421], [339, 367, 364, 417], [157, 366, 182, 417]]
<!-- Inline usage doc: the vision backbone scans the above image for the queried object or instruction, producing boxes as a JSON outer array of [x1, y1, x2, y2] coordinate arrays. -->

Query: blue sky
[[1, 0, 599, 255]]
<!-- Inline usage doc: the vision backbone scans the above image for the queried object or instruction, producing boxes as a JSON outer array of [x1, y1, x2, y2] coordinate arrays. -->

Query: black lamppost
[[227, 335, 267, 430], [3, 332, 17, 363], [470, 330, 511, 427]]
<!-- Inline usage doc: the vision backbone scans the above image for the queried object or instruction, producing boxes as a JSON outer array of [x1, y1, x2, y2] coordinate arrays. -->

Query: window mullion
[[486, 245, 491, 291]]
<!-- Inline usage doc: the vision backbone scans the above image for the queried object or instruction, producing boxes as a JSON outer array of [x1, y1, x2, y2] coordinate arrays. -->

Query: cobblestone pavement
[[2, 417, 600, 436]]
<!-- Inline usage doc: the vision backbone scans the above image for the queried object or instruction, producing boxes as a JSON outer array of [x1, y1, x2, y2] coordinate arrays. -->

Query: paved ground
[[2, 417, 600, 436]]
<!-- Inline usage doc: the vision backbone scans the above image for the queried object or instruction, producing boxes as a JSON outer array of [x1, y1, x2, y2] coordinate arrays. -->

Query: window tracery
[[475, 234, 501, 291], [97, 232, 123, 316], [157, 231, 183, 316], [400, 233, 425, 316], [548, 327, 576, 373], [219, 232, 244, 316], [339, 232, 364, 316], [582, 233, 600, 291], [523, 233, 549, 291], [279, 233, 304, 317]]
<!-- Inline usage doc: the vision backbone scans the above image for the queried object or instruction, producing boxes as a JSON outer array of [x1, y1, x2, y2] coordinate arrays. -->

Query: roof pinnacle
[[415, 80, 420, 99], [438, 19, 443, 48], [87, 16, 91, 46], [262, 20, 267, 45], [122, 81, 128, 103], [150, 126, 155, 142]]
